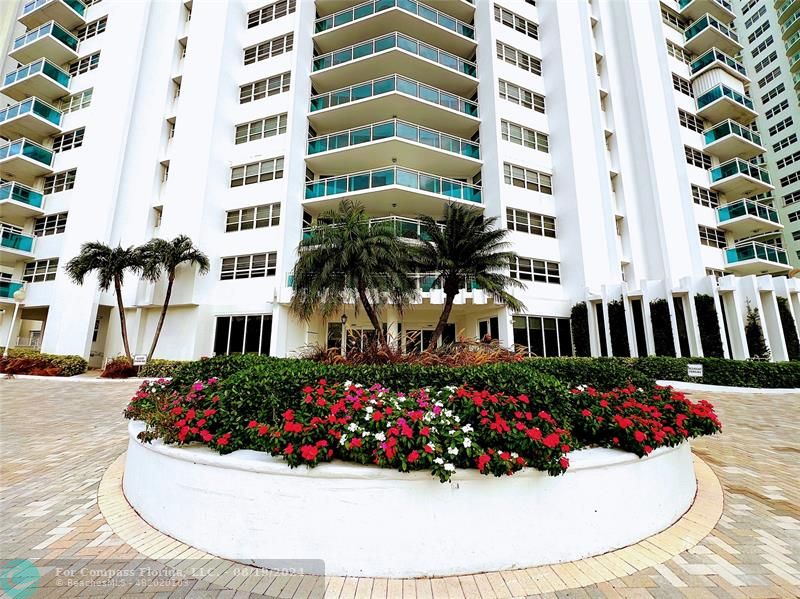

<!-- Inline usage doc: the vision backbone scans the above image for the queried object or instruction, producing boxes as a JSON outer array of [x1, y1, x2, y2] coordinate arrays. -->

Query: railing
[[690, 48, 747, 77], [286, 271, 479, 291], [0, 227, 35, 253], [0, 182, 45, 209], [685, 14, 738, 44], [302, 216, 444, 242], [307, 118, 480, 159], [0, 97, 62, 128], [315, 0, 475, 40], [13, 20, 79, 52], [679, 0, 732, 11], [0, 280, 25, 300], [777, 0, 795, 18], [313, 32, 477, 77], [2, 58, 70, 89], [22, 0, 86, 18], [305, 165, 482, 204], [310, 74, 479, 117], [703, 119, 761, 147], [725, 241, 788, 265], [696, 83, 754, 111], [711, 158, 771, 185], [0, 138, 54, 166], [786, 29, 800, 50], [782, 8, 800, 32], [717, 199, 780, 224]]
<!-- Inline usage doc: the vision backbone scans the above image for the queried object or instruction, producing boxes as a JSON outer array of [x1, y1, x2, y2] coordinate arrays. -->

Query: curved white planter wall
[[124, 421, 696, 577]]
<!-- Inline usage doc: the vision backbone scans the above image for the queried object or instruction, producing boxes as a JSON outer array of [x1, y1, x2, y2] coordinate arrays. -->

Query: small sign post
[[687, 363, 703, 378], [133, 354, 147, 367]]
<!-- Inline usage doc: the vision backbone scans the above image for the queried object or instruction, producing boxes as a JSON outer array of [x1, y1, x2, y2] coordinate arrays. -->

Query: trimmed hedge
[[650, 299, 676, 357], [570, 303, 591, 357], [607, 300, 630, 357], [0, 350, 87, 376], [776, 298, 800, 361], [138, 359, 186, 379], [694, 295, 724, 358], [633, 356, 800, 388]]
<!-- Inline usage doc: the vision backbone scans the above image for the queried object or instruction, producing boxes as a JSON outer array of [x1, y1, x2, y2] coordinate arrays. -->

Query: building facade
[[1, 0, 799, 365]]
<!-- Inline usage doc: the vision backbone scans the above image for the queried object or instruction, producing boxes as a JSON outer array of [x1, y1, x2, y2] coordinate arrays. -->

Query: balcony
[[684, 14, 741, 55], [690, 48, 748, 83], [787, 29, 800, 57], [0, 182, 45, 220], [678, 0, 734, 22], [19, 0, 86, 29], [311, 32, 477, 96], [303, 216, 444, 243], [0, 280, 26, 302], [313, 0, 476, 56], [695, 83, 757, 124], [781, 7, 800, 39], [710, 158, 773, 197], [0, 97, 62, 141], [304, 165, 482, 216], [716, 199, 782, 237], [795, 70, 800, 89], [308, 74, 479, 137], [0, 59, 71, 102], [0, 139, 55, 184], [9, 21, 79, 64], [316, 0, 475, 22], [0, 227, 35, 264], [703, 119, 764, 161], [724, 241, 790, 275], [777, 0, 799, 21], [791, 49, 800, 73], [306, 118, 480, 177]]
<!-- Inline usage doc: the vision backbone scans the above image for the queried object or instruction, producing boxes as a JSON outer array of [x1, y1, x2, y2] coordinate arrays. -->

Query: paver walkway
[[0, 377, 798, 598]]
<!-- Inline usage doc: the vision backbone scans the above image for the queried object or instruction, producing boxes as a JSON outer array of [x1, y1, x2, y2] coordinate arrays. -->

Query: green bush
[[570, 303, 591, 357], [776, 297, 800, 361], [0, 351, 87, 376], [633, 356, 800, 388], [49, 355, 89, 377], [649, 299, 676, 357], [138, 359, 186, 379], [607, 300, 630, 357], [524, 357, 651, 389], [694, 295, 724, 358], [170, 353, 274, 387]]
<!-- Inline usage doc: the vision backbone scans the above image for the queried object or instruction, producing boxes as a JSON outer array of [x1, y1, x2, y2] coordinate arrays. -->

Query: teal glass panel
[[307, 138, 326, 154], [328, 177, 347, 195], [371, 168, 394, 187], [329, 132, 349, 150], [396, 121, 417, 142], [418, 128, 438, 147], [333, 10, 353, 26], [0, 280, 24, 299], [41, 60, 70, 86], [396, 77, 417, 95], [396, 168, 418, 189], [372, 121, 395, 140], [374, 36, 395, 53], [349, 174, 370, 192], [63, 0, 86, 15], [373, 77, 394, 94], [0, 183, 43, 207], [1, 231, 34, 252], [351, 126, 372, 145], [396, 35, 416, 53]]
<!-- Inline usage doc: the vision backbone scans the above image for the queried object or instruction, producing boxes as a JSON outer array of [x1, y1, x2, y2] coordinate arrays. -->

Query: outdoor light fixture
[[340, 314, 348, 357]]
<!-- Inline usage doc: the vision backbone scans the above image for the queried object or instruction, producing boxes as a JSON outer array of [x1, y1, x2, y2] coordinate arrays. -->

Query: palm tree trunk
[[427, 293, 456, 351], [147, 271, 174, 361], [356, 283, 387, 346], [114, 274, 132, 360]]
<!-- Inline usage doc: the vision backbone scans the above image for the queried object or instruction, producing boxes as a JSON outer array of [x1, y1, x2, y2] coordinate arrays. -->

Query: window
[[68, 52, 100, 76], [494, 5, 538, 39], [744, 2, 765, 22], [84, 0, 102, 5], [247, 0, 295, 28], [230, 156, 284, 187], [787, 209, 800, 223], [60, 88, 92, 113], [753, 51, 777, 73], [76, 16, 107, 41], [503, 163, 552, 194], [751, 35, 773, 58], [23, 258, 58, 282], [780, 171, 800, 187], [498, 80, 545, 113], [761, 83, 785, 104], [692, 184, 719, 208], [678, 109, 703, 133], [777, 151, 800, 170], [213, 314, 272, 356], [698, 225, 726, 248], [672, 73, 693, 98], [793, 230, 800, 242], [235, 113, 287, 144], [225, 203, 281, 232], [501, 120, 548, 152], [506, 208, 556, 238], [748, 20, 770, 43], [220, 253, 277, 280], [239, 72, 290, 104], [43, 169, 77, 194], [705, 268, 725, 279], [496, 41, 541, 75], [513, 315, 573, 357], [765, 99, 789, 119], [52, 127, 85, 153], [757, 67, 780, 88], [768, 117, 793, 136], [684, 146, 711, 169], [784, 190, 800, 206], [244, 33, 293, 65], [666, 41, 692, 65], [660, 6, 686, 31], [33, 212, 67, 236], [509, 256, 560, 284]]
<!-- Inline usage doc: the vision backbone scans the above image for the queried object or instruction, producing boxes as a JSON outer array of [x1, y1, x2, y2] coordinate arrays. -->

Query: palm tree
[[66, 242, 144, 360], [140, 235, 209, 360], [290, 200, 415, 346], [415, 205, 524, 350]]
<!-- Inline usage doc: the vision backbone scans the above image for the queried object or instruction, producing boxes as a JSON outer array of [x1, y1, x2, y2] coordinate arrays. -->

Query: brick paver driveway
[[0, 377, 798, 598]]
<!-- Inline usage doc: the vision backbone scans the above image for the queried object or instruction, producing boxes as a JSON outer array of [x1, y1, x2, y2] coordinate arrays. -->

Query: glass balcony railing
[[711, 158, 770, 185], [0, 280, 25, 299], [0, 228, 35, 253], [307, 118, 480, 159], [22, 0, 86, 19], [696, 83, 754, 111], [310, 74, 479, 117], [704, 119, 761, 147], [13, 21, 79, 52], [303, 216, 444, 242], [286, 270, 479, 291], [0, 182, 45, 209], [781, 8, 800, 33], [680, 0, 732, 11], [0, 97, 62, 128], [305, 165, 482, 204], [0, 138, 54, 167], [690, 48, 747, 77], [685, 14, 738, 44], [313, 32, 477, 77], [2, 58, 70, 89], [786, 29, 800, 50], [717, 198, 780, 224], [315, 0, 475, 40], [725, 241, 788, 265]]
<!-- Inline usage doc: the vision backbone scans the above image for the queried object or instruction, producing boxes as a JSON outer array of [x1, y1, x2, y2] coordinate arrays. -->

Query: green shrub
[[570, 303, 591, 357], [49, 355, 89, 377], [633, 356, 800, 388], [776, 297, 800, 361], [170, 353, 274, 387], [0, 351, 87, 376], [649, 299, 676, 357], [138, 359, 185, 379], [607, 300, 630, 357], [524, 357, 651, 389], [745, 304, 770, 360], [694, 295, 724, 358]]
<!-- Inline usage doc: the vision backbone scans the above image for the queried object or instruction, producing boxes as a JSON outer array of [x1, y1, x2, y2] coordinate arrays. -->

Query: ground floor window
[[513, 315, 572, 357], [325, 323, 456, 352], [213, 314, 272, 356]]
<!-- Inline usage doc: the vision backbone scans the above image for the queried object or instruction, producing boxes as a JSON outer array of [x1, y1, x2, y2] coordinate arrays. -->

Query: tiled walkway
[[1, 377, 798, 598]]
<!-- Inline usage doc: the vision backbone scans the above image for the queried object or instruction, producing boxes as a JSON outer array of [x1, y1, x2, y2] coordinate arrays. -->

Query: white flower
[[374, 432, 386, 442], [348, 423, 358, 432], [362, 431, 371, 437], [365, 406, 374, 414], [339, 435, 348, 446], [449, 430, 456, 435], [463, 438, 472, 448], [344, 380, 353, 388], [434, 457, 445, 465], [427, 442, 435, 451], [461, 424, 473, 433], [511, 452, 519, 458], [448, 447, 459, 455], [444, 410, 452, 418], [444, 463, 455, 472]]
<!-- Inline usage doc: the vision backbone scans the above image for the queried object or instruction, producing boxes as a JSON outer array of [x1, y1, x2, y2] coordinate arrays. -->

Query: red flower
[[420, 427, 430, 437], [248, 420, 258, 429], [257, 425, 268, 436], [633, 430, 646, 443], [199, 430, 213, 442], [542, 433, 560, 448], [170, 407, 183, 416], [372, 411, 383, 422], [581, 409, 592, 417], [283, 409, 295, 421], [203, 408, 216, 417], [349, 438, 362, 449], [527, 427, 542, 440], [216, 433, 230, 446], [300, 445, 318, 461], [559, 456, 570, 469], [186, 408, 196, 420], [477, 454, 491, 472], [407, 450, 420, 463], [284, 443, 294, 455]]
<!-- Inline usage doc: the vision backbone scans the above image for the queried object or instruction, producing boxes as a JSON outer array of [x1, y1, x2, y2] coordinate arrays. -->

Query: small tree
[[607, 299, 630, 357], [570, 303, 591, 356], [66, 242, 144, 360], [745, 303, 770, 360], [649, 299, 676, 357], [140, 235, 210, 360], [776, 297, 800, 361], [694, 294, 724, 358]]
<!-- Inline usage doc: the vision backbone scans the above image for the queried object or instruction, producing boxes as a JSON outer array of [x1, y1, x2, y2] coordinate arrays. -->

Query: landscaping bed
[[0, 348, 87, 377]]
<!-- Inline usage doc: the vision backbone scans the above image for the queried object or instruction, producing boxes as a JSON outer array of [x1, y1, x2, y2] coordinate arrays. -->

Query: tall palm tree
[[290, 200, 415, 346], [415, 205, 524, 350], [140, 235, 209, 360], [66, 242, 144, 360]]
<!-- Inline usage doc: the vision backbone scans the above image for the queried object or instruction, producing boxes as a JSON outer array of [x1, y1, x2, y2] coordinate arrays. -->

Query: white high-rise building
[[1, 0, 799, 366]]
